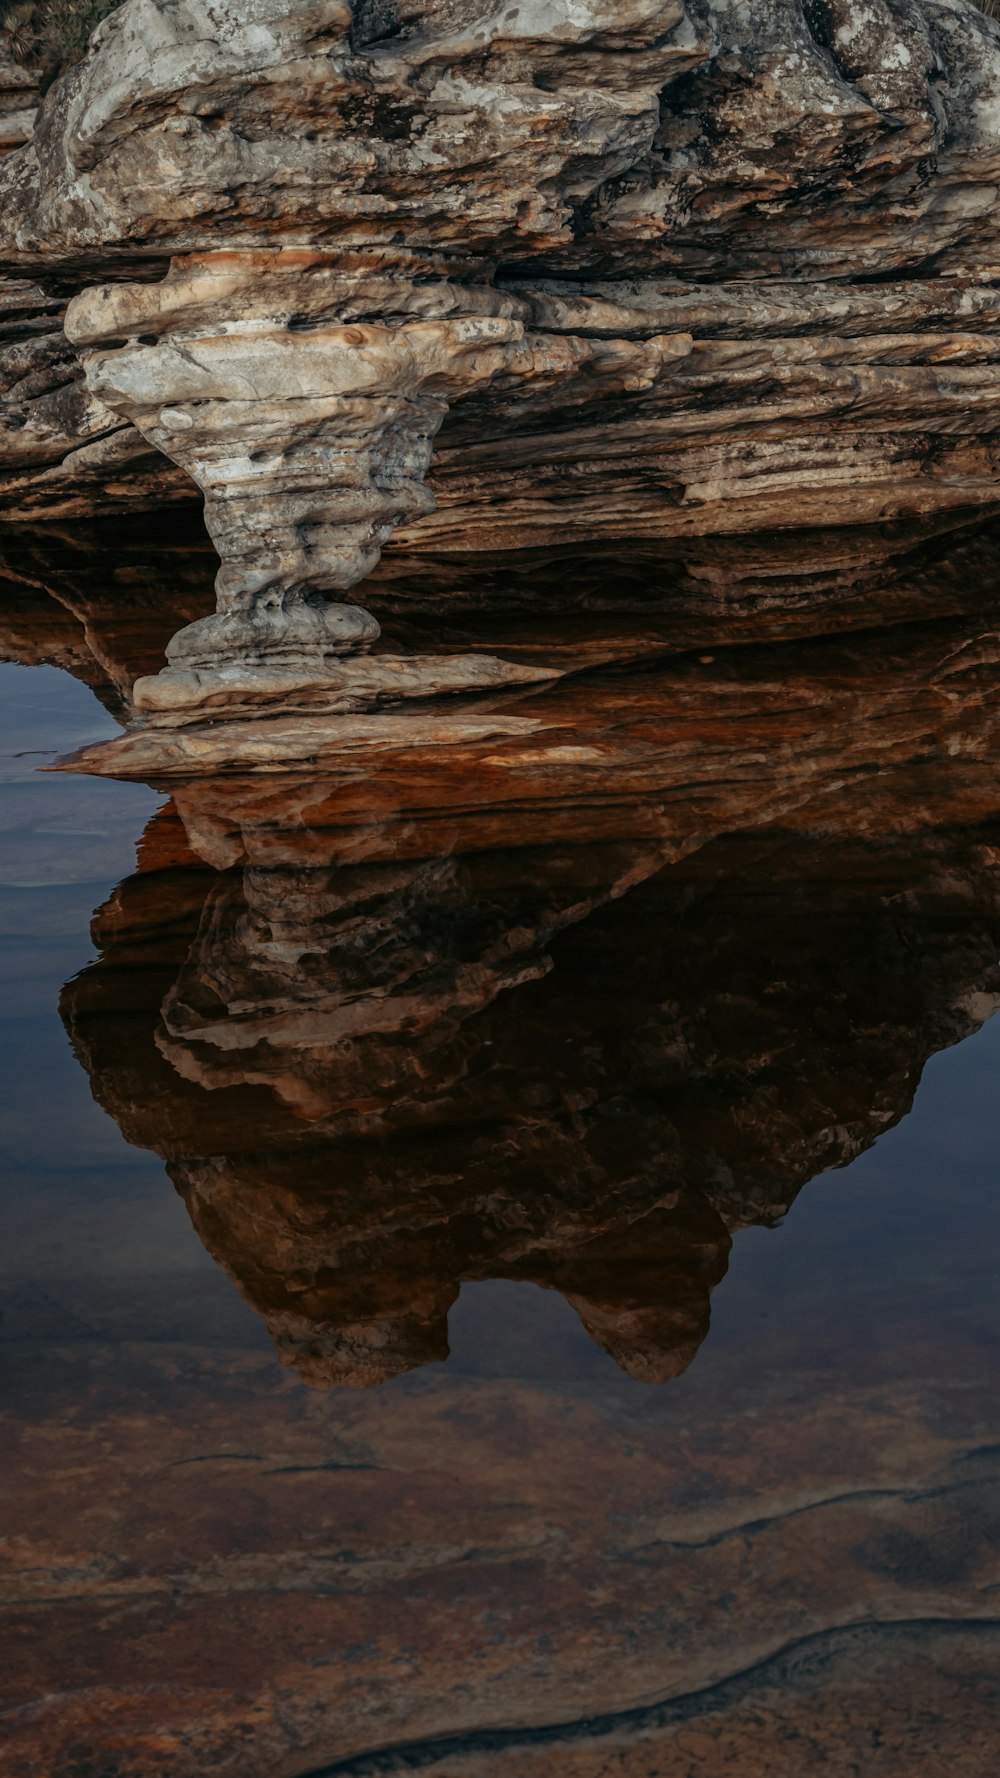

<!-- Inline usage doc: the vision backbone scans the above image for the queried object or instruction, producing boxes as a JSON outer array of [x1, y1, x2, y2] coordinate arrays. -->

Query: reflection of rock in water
[[3, 507, 1000, 771], [65, 808, 732, 1386], [9, 516, 1000, 1778], [0, 512, 215, 717], [3, 512, 994, 1385], [62, 774, 1000, 1390]]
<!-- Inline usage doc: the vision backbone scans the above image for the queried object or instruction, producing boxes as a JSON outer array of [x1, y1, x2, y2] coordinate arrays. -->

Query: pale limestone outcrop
[[62, 250, 686, 716], [4, 0, 1000, 734]]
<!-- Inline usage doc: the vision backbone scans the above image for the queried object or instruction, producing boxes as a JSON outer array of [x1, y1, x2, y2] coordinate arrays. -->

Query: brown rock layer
[[4, 1, 1000, 726], [42, 516, 1000, 1385]]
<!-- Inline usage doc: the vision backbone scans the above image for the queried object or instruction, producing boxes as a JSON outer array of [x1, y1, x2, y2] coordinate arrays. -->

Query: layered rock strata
[[43, 540, 1000, 1383], [3, 0, 1000, 732], [56, 521, 1000, 780], [63, 776, 1000, 1388], [9, 539, 1000, 1771], [0, 50, 197, 519], [0, 292, 195, 521], [0, 510, 216, 713]]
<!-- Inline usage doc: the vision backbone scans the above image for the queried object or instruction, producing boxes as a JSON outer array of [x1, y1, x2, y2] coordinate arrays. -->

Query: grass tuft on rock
[[1, 0, 122, 85]]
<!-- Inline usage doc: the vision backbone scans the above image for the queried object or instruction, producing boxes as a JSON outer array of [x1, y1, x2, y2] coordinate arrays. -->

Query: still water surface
[[2, 602, 1000, 1774]]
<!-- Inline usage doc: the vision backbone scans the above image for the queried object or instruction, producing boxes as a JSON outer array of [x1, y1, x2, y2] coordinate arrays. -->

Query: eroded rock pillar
[[64, 251, 553, 724]]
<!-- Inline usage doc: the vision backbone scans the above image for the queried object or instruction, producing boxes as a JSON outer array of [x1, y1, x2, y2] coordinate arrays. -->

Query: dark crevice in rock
[[295, 1618, 1000, 1774]]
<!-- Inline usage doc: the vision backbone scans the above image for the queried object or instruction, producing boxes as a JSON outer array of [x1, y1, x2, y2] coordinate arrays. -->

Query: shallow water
[[2, 528, 1000, 1777]]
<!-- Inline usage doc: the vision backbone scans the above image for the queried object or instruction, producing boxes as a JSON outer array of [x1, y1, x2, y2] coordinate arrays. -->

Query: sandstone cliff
[[3, 0, 1000, 743]]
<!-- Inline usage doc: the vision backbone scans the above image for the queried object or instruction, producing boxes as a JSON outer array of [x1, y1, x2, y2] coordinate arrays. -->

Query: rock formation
[[8, 507, 1000, 1774], [3, 0, 1000, 741], [27, 503, 1000, 778], [61, 778, 1000, 1386], [0, 509, 215, 711], [44, 526, 1000, 1385], [0, 47, 197, 521]]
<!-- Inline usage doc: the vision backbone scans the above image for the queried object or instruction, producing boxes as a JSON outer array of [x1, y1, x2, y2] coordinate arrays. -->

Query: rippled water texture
[[1, 517, 1000, 1776]]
